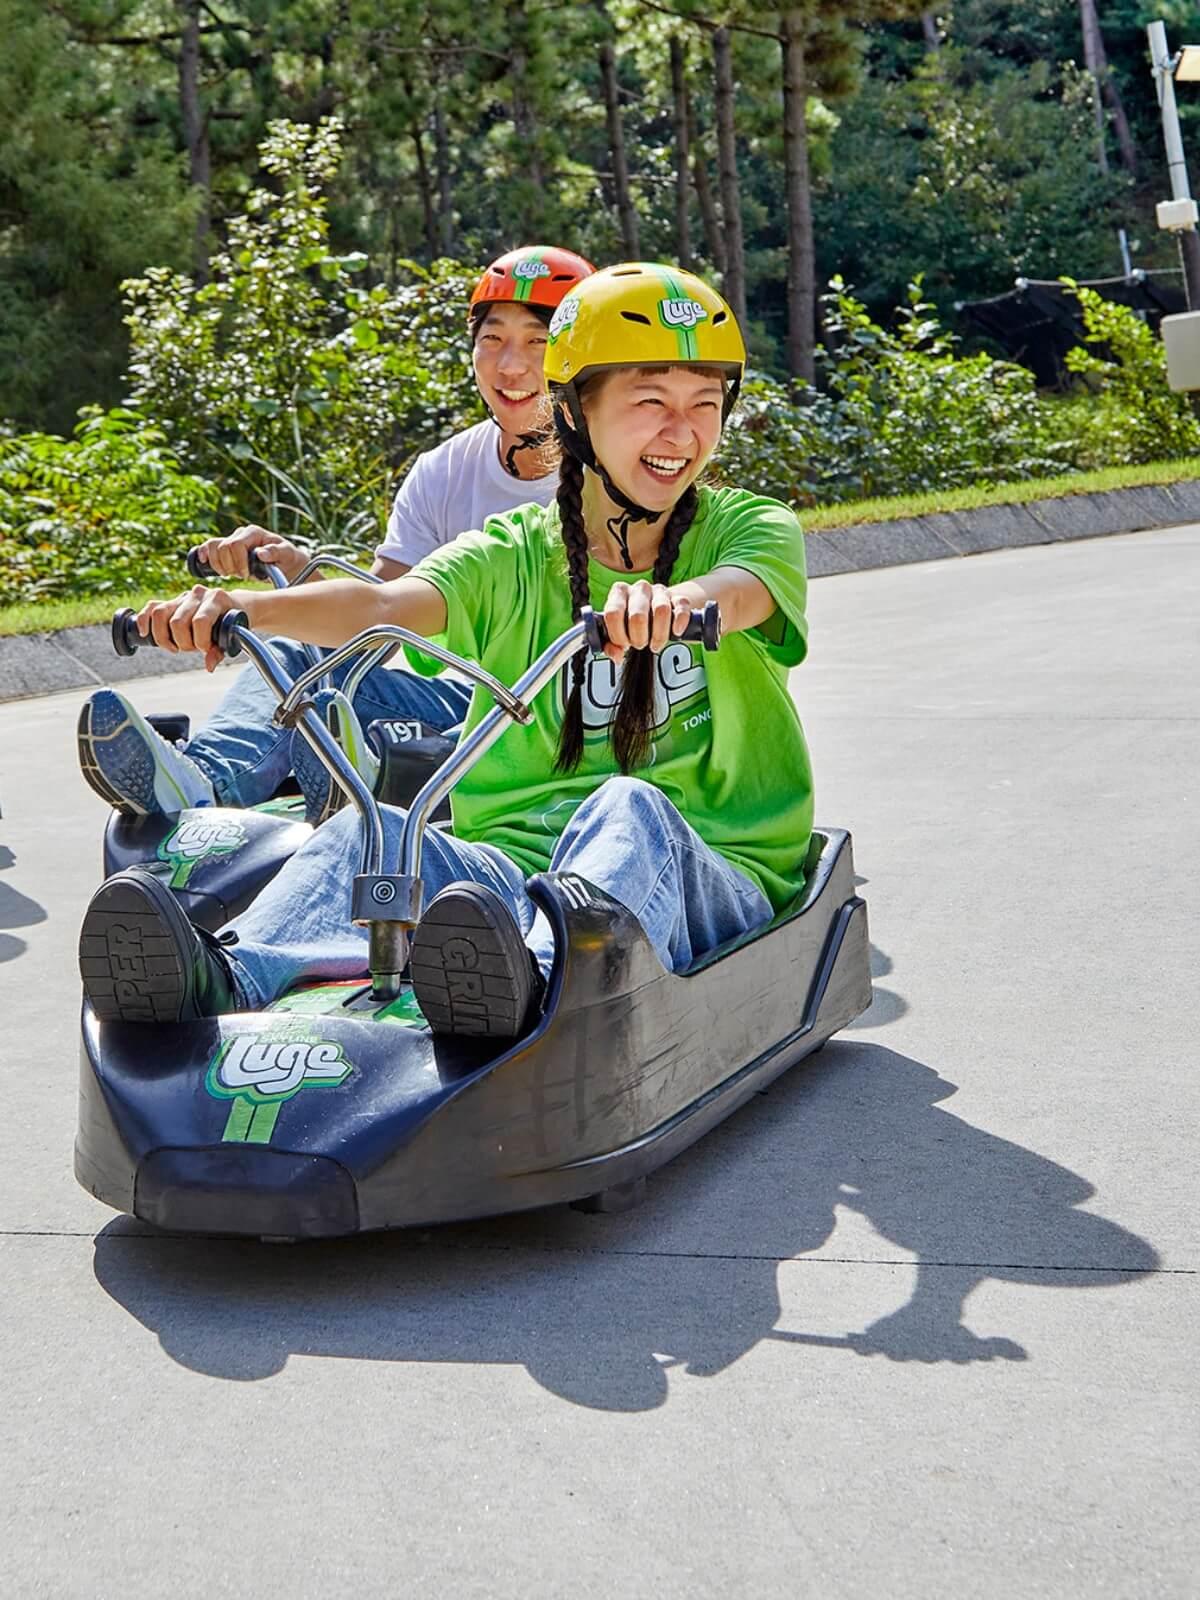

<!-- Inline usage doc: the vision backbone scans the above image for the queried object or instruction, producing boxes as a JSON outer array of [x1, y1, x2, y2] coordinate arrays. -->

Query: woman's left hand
[[601, 580, 692, 664]]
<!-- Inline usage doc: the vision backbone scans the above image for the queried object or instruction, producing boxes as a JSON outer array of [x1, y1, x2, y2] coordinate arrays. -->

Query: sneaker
[[78, 688, 216, 816], [410, 882, 545, 1039], [79, 865, 239, 1023], [291, 689, 380, 827]]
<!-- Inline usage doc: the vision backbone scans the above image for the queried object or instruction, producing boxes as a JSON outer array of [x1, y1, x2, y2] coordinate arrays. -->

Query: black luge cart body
[[77, 603, 871, 1238]]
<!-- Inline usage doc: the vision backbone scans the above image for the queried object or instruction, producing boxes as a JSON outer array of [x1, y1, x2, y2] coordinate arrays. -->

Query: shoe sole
[[293, 696, 378, 827], [79, 871, 193, 1022], [77, 693, 208, 816], [410, 886, 532, 1038], [77, 698, 152, 815]]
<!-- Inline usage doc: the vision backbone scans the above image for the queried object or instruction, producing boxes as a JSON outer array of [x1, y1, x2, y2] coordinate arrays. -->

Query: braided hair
[[554, 434, 699, 775], [554, 451, 592, 774]]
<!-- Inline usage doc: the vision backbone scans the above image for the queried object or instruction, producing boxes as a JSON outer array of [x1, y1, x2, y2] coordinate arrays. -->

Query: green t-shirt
[[406, 485, 813, 913]]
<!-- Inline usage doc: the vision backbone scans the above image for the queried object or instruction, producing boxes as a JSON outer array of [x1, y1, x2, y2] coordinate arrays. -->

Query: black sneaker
[[79, 866, 239, 1023], [410, 882, 544, 1039]]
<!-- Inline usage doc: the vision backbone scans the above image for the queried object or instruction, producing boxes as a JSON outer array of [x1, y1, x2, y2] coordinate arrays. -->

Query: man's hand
[[135, 586, 244, 673], [192, 525, 309, 583]]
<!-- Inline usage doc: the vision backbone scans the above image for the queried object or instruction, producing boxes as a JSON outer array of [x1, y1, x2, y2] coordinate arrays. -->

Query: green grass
[[0, 581, 272, 638], [802, 458, 1200, 532], [2, 457, 1198, 636], [0, 589, 173, 638]]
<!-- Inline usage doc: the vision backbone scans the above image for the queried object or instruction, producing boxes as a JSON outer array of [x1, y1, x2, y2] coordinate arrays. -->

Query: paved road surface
[[1, 527, 1195, 1597]]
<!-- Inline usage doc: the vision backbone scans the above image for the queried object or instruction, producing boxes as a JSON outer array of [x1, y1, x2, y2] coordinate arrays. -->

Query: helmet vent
[[612, 267, 642, 276], [712, 311, 728, 324], [620, 311, 652, 325]]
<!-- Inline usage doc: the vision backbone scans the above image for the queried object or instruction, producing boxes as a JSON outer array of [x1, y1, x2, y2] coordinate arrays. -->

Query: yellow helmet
[[545, 262, 745, 415]]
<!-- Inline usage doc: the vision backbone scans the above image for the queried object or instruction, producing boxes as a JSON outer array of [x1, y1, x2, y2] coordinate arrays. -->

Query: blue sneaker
[[291, 689, 379, 826], [77, 689, 216, 816]]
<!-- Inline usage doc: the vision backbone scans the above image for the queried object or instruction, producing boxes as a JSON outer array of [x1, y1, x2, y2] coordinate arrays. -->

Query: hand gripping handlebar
[[111, 607, 249, 660], [583, 598, 721, 654], [186, 546, 274, 584]]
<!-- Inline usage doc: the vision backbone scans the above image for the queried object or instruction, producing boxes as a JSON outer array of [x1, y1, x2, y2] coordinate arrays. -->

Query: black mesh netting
[[958, 272, 1187, 387]]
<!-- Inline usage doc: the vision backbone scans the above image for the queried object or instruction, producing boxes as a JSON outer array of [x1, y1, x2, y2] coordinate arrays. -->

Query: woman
[[78, 264, 814, 1041], [76, 245, 594, 825]]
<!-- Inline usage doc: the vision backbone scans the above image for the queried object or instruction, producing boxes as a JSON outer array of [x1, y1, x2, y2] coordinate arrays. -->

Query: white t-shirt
[[375, 419, 559, 568]]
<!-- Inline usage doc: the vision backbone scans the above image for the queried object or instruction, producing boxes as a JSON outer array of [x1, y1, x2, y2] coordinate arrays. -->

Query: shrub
[[0, 406, 219, 604], [1060, 282, 1200, 467], [719, 280, 1072, 505], [122, 118, 481, 551]]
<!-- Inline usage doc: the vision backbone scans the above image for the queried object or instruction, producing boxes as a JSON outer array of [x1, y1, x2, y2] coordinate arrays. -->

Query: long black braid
[[554, 451, 591, 774], [611, 484, 697, 773], [554, 446, 700, 776]]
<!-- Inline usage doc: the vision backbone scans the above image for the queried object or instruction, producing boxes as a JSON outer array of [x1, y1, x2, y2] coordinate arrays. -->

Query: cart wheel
[[571, 1177, 646, 1215]]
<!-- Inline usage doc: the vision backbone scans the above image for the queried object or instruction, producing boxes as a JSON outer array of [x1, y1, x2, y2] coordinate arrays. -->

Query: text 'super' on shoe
[[409, 881, 544, 1039], [78, 688, 216, 817], [79, 866, 238, 1023]]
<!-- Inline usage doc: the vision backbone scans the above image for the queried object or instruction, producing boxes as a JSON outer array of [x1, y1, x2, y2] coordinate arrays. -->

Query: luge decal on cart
[[205, 1022, 354, 1144], [157, 815, 248, 889]]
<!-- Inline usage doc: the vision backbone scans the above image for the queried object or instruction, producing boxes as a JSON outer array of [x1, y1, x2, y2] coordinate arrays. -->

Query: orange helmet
[[469, 246, 595, 315]]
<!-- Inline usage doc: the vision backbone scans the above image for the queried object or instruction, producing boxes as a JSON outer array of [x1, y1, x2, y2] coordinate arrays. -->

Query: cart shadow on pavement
[[0, 846, 47, 964], [92, 1042, 1158, 1412]]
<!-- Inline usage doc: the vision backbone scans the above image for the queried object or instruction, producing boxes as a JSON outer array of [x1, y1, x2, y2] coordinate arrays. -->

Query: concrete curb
[[802, 476, 1200, 577], [3, 477, 1198, 703]]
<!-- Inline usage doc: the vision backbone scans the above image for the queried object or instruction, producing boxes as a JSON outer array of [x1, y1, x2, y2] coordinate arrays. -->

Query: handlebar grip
[[582, 600, 721, 656], [110, 607, 248, 660], [186, 545, 272, 583], [111, 609, 145, 657]]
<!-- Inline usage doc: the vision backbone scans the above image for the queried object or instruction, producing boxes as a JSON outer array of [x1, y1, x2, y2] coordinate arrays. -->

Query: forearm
[[231, 574, 446, 648], [668, 565, 777, 635]]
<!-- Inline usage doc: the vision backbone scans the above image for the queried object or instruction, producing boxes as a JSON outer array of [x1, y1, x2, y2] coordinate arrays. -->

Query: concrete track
[[0, 527, 1195, 1597]]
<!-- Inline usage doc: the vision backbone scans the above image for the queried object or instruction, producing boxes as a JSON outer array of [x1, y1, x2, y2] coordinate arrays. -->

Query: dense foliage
[[123, 120, 481, 545], [0, 410, 218, 604], [3, 0, 1199, 613], [719, 281, 1071, 504], [0, 0, 1190, 428], [2, 118, 1194, 610]]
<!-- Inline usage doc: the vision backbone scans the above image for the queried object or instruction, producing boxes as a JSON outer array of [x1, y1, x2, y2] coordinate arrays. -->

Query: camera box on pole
[[1161, 310, 1200, 390]]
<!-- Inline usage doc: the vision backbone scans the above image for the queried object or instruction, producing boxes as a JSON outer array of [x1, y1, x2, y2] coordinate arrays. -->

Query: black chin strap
[[552, 403, 658, 572], [502, 427, 550, 478]]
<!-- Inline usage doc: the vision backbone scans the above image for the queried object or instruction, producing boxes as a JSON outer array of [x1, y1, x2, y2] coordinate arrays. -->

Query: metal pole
[[1148, 19, 1200, 308]]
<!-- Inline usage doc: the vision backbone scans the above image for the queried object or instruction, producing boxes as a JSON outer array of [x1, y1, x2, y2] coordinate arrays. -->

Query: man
[[77, 246, 594, 823]]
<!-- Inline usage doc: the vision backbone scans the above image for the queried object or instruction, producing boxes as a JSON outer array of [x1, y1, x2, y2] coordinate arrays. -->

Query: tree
[[1078, 0, 1137, 177], [0, 0, 195, 428], [596, 2, 642, 255]]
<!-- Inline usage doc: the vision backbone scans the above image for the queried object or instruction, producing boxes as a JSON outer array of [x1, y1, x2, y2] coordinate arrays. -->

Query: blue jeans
[[223, 776, 773, 1009], [187, 637, 472, 807]]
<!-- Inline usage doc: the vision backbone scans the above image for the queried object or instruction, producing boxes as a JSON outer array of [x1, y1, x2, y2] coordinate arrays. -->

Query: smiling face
[[581, 365, 726, 512], [471, 302, 551, 427]]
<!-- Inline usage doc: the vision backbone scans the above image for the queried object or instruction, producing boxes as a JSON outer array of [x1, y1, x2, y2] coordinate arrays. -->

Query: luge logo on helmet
[[157, 815, 247, 889], [659, 298, 709, 331], [513, 258, 551, 280], [548, 295, 580, 339], [206, 1022, 353, 1144]]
